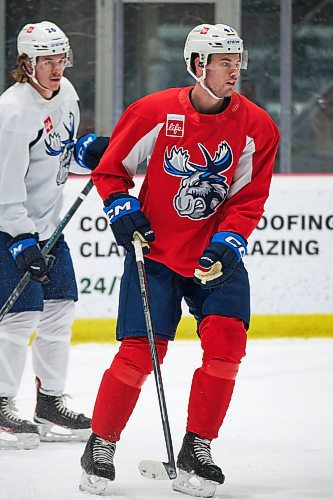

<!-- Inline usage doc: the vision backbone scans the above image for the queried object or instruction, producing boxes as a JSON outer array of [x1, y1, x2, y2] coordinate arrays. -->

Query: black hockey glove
[[7, 233, 53, 283], [194, 231, 247, 288], [74, 134, 109, 170], [103, 193, 155, 253]]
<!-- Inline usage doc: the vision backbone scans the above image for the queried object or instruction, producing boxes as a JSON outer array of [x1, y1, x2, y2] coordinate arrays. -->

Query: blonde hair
[[11, 54, 30, 83]]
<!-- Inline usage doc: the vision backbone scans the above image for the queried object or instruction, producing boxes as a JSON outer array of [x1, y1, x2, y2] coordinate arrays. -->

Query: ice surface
[[1, 338, 332, 499]]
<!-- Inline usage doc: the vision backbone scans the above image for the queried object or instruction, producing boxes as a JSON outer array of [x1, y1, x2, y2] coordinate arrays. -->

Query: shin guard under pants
[[187, 315, 247, 440], [92, 336, 168, 441]]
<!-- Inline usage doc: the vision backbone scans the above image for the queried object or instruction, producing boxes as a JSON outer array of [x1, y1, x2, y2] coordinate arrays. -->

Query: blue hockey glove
[[75, 134, 109, 170], [194, 231, 247, 288], [7, 233, 52, 283], [103, 193, 155, 253]]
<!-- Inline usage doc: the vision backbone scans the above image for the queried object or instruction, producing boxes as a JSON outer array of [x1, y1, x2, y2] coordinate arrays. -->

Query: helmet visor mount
[[21, 42, 73, 70], [199, 50, 248, 72]]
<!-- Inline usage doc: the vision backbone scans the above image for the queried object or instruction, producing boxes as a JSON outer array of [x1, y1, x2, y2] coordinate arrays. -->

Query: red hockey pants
[[187, 315, 247, 439], [92, 315, 246, 442], [92, 337, 168, 441]]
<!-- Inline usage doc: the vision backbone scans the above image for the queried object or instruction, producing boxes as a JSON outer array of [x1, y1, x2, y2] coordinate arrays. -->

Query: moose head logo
[[163, 141, 233, 220], [44, 111, 76, 185]]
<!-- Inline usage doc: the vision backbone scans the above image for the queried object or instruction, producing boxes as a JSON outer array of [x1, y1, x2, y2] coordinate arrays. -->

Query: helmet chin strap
[[199, 78, 223, 101], [31, 75, 53, 92], [188, 66, 224, 101], [26, 61, 57, 93]]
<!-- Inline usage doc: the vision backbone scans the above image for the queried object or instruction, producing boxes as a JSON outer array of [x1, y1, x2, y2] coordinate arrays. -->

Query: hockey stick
[[133, 233, 177, 481], [0, 179, 94, 323]]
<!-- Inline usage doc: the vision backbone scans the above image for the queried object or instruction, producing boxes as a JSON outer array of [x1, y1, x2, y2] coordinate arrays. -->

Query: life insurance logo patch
[[166, 114, 185, 138], [44, 116, 54, 134], [163, 141, 233, 220]]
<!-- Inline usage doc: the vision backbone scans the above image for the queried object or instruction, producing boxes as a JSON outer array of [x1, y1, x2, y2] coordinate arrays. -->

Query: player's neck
[[29, 80, 54, 100], [190, 84, 226, 114]]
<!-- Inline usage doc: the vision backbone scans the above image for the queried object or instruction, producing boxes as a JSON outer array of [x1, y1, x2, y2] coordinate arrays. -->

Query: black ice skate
[[172, 432, 225, 498], [34, 377, 91, 442], [0, 397, 40, 450], [79, 432, 116, 495]]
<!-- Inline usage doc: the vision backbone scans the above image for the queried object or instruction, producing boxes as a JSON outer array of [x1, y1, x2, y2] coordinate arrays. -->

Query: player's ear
[[193, 56, 202, 76], [190, 53, 203, 77], [24, 58, 33, 76]]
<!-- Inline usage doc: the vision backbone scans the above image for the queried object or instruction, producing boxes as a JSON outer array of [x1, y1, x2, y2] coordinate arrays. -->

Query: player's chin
[[48, 79, 62, 90], [223, 86, 236, 97]]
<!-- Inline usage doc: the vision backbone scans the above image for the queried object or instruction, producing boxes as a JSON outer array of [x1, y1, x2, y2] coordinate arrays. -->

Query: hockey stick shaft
[[0, 179, 94, 323], [133, 234, 177, 480]]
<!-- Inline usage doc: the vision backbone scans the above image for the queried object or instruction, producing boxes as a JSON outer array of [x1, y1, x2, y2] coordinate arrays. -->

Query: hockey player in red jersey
[[79, 23, 279, 497]]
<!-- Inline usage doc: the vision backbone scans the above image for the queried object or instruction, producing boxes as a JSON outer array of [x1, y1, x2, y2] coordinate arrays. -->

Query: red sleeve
[[217, 112, 280, 239], [91, 101, 164, 202]]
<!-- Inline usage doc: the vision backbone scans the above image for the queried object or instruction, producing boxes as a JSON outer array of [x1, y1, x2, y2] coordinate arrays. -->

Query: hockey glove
[[103, 193, 155, 253], [74, 134, 109, 170], [7, 233, 52, 283], [194, 231, 247, 288]]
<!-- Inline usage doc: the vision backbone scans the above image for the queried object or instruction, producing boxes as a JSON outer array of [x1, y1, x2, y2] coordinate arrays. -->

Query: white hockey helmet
[[184, 23, 248, 81], [17, 21, 72, 67]]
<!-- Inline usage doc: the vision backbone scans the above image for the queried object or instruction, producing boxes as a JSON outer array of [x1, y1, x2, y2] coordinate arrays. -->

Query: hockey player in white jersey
[[0, 21, 107, 450]]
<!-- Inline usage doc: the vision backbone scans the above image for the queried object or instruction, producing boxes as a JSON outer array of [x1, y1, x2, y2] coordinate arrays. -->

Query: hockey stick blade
[[138, 459, 177, 480]]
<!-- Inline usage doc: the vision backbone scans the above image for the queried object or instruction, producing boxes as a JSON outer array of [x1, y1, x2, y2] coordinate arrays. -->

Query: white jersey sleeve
[[0, 95, 39, 235], [0, 101, 35, 204]]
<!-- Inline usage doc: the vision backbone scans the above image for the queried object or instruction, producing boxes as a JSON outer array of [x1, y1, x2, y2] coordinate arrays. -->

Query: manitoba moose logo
[[163, 141, 233, 220], [45, 111, 76, 186]]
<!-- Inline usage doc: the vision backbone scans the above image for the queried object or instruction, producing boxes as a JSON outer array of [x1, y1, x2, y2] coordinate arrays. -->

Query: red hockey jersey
[[92, 87, 280, 277]]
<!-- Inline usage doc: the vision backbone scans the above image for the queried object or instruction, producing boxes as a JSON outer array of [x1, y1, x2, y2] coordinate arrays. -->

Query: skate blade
[[0, 429, 40, 450], [79, 471, 114, 496], [172, 469, 218, 498], [138, 459, 176, 480], [36, 421, 91, 442]]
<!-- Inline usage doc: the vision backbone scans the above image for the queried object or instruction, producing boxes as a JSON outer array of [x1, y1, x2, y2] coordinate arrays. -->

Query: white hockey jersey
[[0, 77, 86, 240]]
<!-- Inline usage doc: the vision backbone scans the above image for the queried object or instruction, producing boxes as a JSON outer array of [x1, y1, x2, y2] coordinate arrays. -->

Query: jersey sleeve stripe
[[227, 135, 255, 199], [122, 122, 164, 177]]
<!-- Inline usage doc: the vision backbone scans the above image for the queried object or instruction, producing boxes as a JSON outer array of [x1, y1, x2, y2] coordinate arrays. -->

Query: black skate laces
[[0, 398, 24, 423], [93, 436, 116, 465], [193, 436, 215, 466]]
